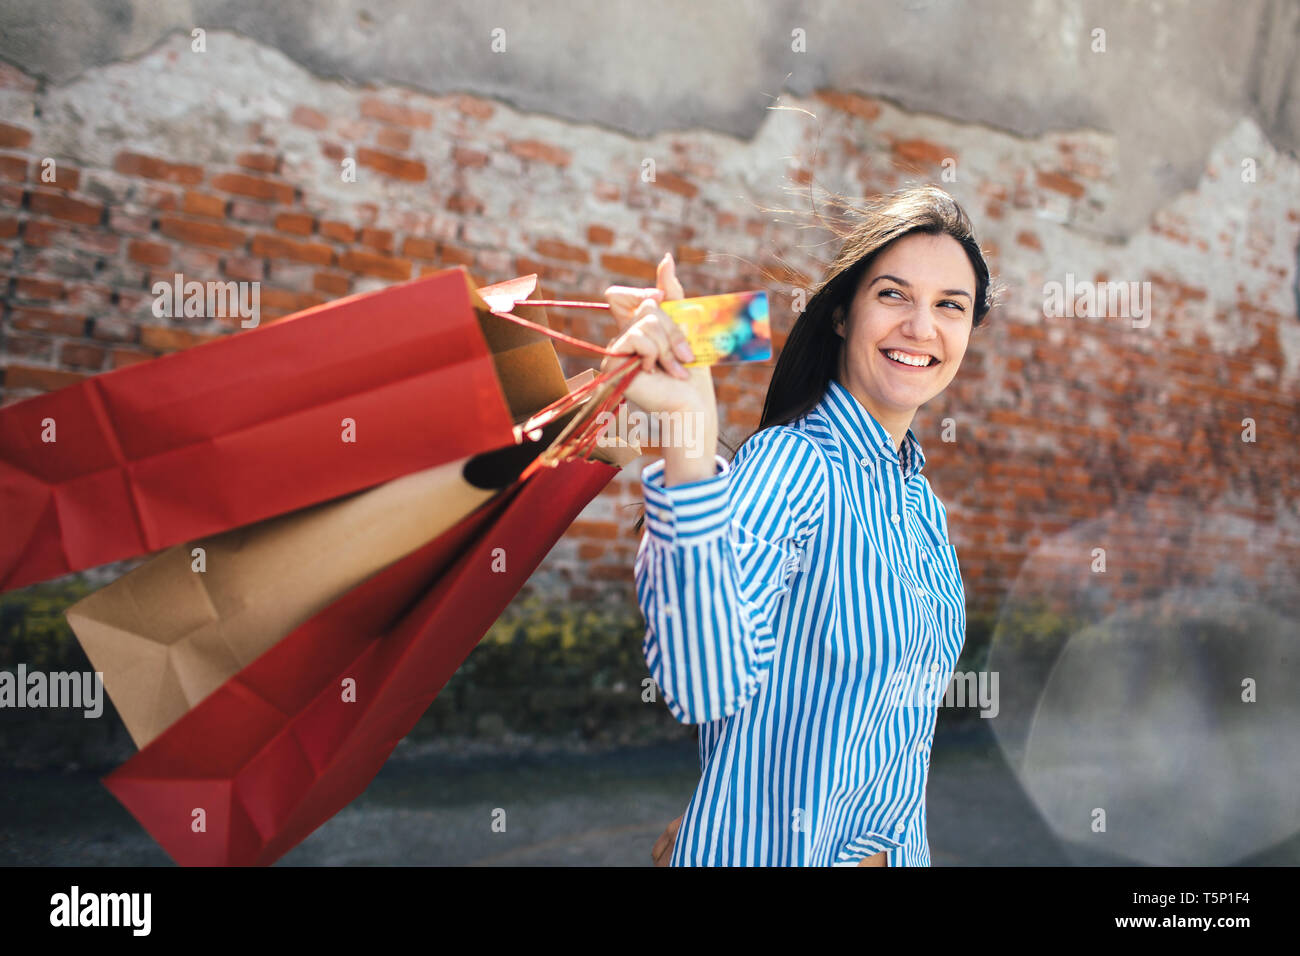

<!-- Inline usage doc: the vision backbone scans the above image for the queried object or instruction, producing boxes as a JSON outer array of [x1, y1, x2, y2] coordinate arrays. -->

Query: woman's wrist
[[660, 415, 719, 486]]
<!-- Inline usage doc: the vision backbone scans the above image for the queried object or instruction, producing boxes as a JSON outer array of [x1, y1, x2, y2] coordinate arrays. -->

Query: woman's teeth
[[884, 349, 935, 367]]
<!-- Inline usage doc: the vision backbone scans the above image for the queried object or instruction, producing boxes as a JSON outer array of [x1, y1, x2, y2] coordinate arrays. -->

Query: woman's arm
[[635, 425, 829, 724]]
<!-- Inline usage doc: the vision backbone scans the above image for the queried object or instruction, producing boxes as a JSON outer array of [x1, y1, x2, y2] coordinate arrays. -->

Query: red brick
[[140, 184, 180, 211], [313, 271, 350, 296], [892, 139, 953, 166], [35, 162, 79, 191], [9, 306, 84, 335], [359, 228, 394, 253], [0, 217, 18, 239], [815, 90, 883, 121], [587, 224, 614, 246], [235, 151, 279, 173], [569, 520, 618, 540], [375, 127, 412, 152], [183, 191, 226, 218], [437, 244, 474, 267], [211, 172, 295, 205], [360, 98, 433, 130], [533, 238, 590, 264], [452, 146, 489, 168], [139, 326, 224, 352], [0, 123, 32, 149], [600, 253, 658, 282], [275, 212, 315, 236], [675, 244, 711, 266], [3, 333, 53, 361], [250, 233, 334, 265], [506, 139, 571, 168], [257, 287, 306, 312], [228, 199, 273, 224], [653, 171, 698, 199], [110, 347, 155, 369], [1037, 169, 1085, 199], [113, 151, 204, 185], [337, 249, 412, 280], [128, 239, 172, 266], [158, 216, 245, 250], [321, 142, 345, 162], [27, 191, 101, 226], [1016, 231, 1042, 251], [0, 63, 37, 92], [319, 220, 355, 242], [454, 95, 494, 120], [401, 237, 440, 260], [222, 255, 263, 282], [291, 105, 329, 130], [59, 342, 107, 370], [107, 208, 152, 235], [21, 220, 58, 247], [0, 155, 26, 181], [3, 365, 87, 391], [356, 147, 427, 182], [13, 276, 64, 300], [89, 315, 137, 341], [446, 193, 483, 215]]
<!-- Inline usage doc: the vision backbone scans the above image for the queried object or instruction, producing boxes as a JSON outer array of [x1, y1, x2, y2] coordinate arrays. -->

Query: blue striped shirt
[[635, 377, 966, 866]]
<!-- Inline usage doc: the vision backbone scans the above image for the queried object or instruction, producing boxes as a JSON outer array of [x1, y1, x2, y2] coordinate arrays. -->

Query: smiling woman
[[606, 184, 1000, 866]]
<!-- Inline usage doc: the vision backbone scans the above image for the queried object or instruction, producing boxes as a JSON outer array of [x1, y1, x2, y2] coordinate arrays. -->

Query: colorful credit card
[[660, 290, 771, 365]]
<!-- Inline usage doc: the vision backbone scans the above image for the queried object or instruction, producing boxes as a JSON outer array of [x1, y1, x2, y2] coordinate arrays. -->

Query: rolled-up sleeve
[[633, 426, 829, 724]]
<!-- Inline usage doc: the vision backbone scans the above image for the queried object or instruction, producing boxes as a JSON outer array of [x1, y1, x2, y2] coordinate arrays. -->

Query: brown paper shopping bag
[[66, 365, 640, 750]]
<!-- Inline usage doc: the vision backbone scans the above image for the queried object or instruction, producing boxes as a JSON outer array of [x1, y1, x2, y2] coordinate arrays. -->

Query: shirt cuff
[[641, 454, 731, 542]]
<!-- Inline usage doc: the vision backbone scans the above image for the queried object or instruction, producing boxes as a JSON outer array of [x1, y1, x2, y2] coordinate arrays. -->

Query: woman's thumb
[[658, 252, 684, 301]]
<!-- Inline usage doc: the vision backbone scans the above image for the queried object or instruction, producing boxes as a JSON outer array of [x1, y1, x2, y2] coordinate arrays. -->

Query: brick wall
[[2, 33, 1298, 622]]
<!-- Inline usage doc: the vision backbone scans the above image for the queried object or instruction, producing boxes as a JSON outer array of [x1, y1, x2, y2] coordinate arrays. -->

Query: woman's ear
[[832, 306, 846, 339]]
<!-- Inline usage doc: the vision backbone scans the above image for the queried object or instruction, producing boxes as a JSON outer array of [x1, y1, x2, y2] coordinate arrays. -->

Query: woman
[[601, 184, 996, 866]]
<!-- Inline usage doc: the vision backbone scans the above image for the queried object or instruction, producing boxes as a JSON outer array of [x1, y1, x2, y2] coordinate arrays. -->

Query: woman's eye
[[940, 300, 966, 311], [879, 289, 903, 300]]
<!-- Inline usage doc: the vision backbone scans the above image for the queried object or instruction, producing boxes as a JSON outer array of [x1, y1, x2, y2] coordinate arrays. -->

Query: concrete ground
[[1, 719, 1297, 866]]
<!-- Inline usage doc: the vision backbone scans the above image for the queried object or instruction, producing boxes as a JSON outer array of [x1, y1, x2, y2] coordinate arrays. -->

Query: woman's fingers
[[651, 815, 683, 866], [617, 309, 689, 379], [604, 285, 663, 330], [634, 297, 695, 366]]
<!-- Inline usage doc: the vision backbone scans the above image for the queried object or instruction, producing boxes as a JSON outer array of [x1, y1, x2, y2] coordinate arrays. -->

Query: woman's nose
[[901, 305, 938, 339]]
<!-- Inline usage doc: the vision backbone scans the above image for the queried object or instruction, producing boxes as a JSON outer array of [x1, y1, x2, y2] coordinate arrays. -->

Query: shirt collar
[[813, 377, 927, 479]]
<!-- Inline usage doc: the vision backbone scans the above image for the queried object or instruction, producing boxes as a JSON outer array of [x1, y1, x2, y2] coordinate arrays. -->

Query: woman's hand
[[601, 253, 718, 422], [651, 814, 683, 866]]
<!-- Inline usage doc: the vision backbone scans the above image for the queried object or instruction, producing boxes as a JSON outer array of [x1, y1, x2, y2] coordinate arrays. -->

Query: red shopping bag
[[0, 267, 552, 592], [102, 453, 620, 866]]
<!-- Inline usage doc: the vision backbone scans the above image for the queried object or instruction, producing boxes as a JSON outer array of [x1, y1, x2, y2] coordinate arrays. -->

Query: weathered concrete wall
[[0, 16, 1297, 618], [1, 0, 1297, 238]]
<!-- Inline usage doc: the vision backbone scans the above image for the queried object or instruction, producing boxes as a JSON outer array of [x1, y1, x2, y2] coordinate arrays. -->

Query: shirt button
[[859, 457, 869, 467], [919, 551, 928, 561], [895, 821, 906, 834], [890, 513, 900, 524], [915, 586, 925, 598]]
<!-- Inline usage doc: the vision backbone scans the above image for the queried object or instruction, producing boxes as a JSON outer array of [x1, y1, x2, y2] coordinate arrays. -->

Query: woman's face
[[834, 231, 975, 428]]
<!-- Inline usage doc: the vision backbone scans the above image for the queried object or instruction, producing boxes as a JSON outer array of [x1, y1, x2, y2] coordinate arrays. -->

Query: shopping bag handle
[[485, 300, 646, 480]]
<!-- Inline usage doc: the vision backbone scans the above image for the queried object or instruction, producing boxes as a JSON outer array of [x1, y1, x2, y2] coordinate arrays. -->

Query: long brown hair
[[754, 183, 997, 433], [630, 183, 1000, 534]]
